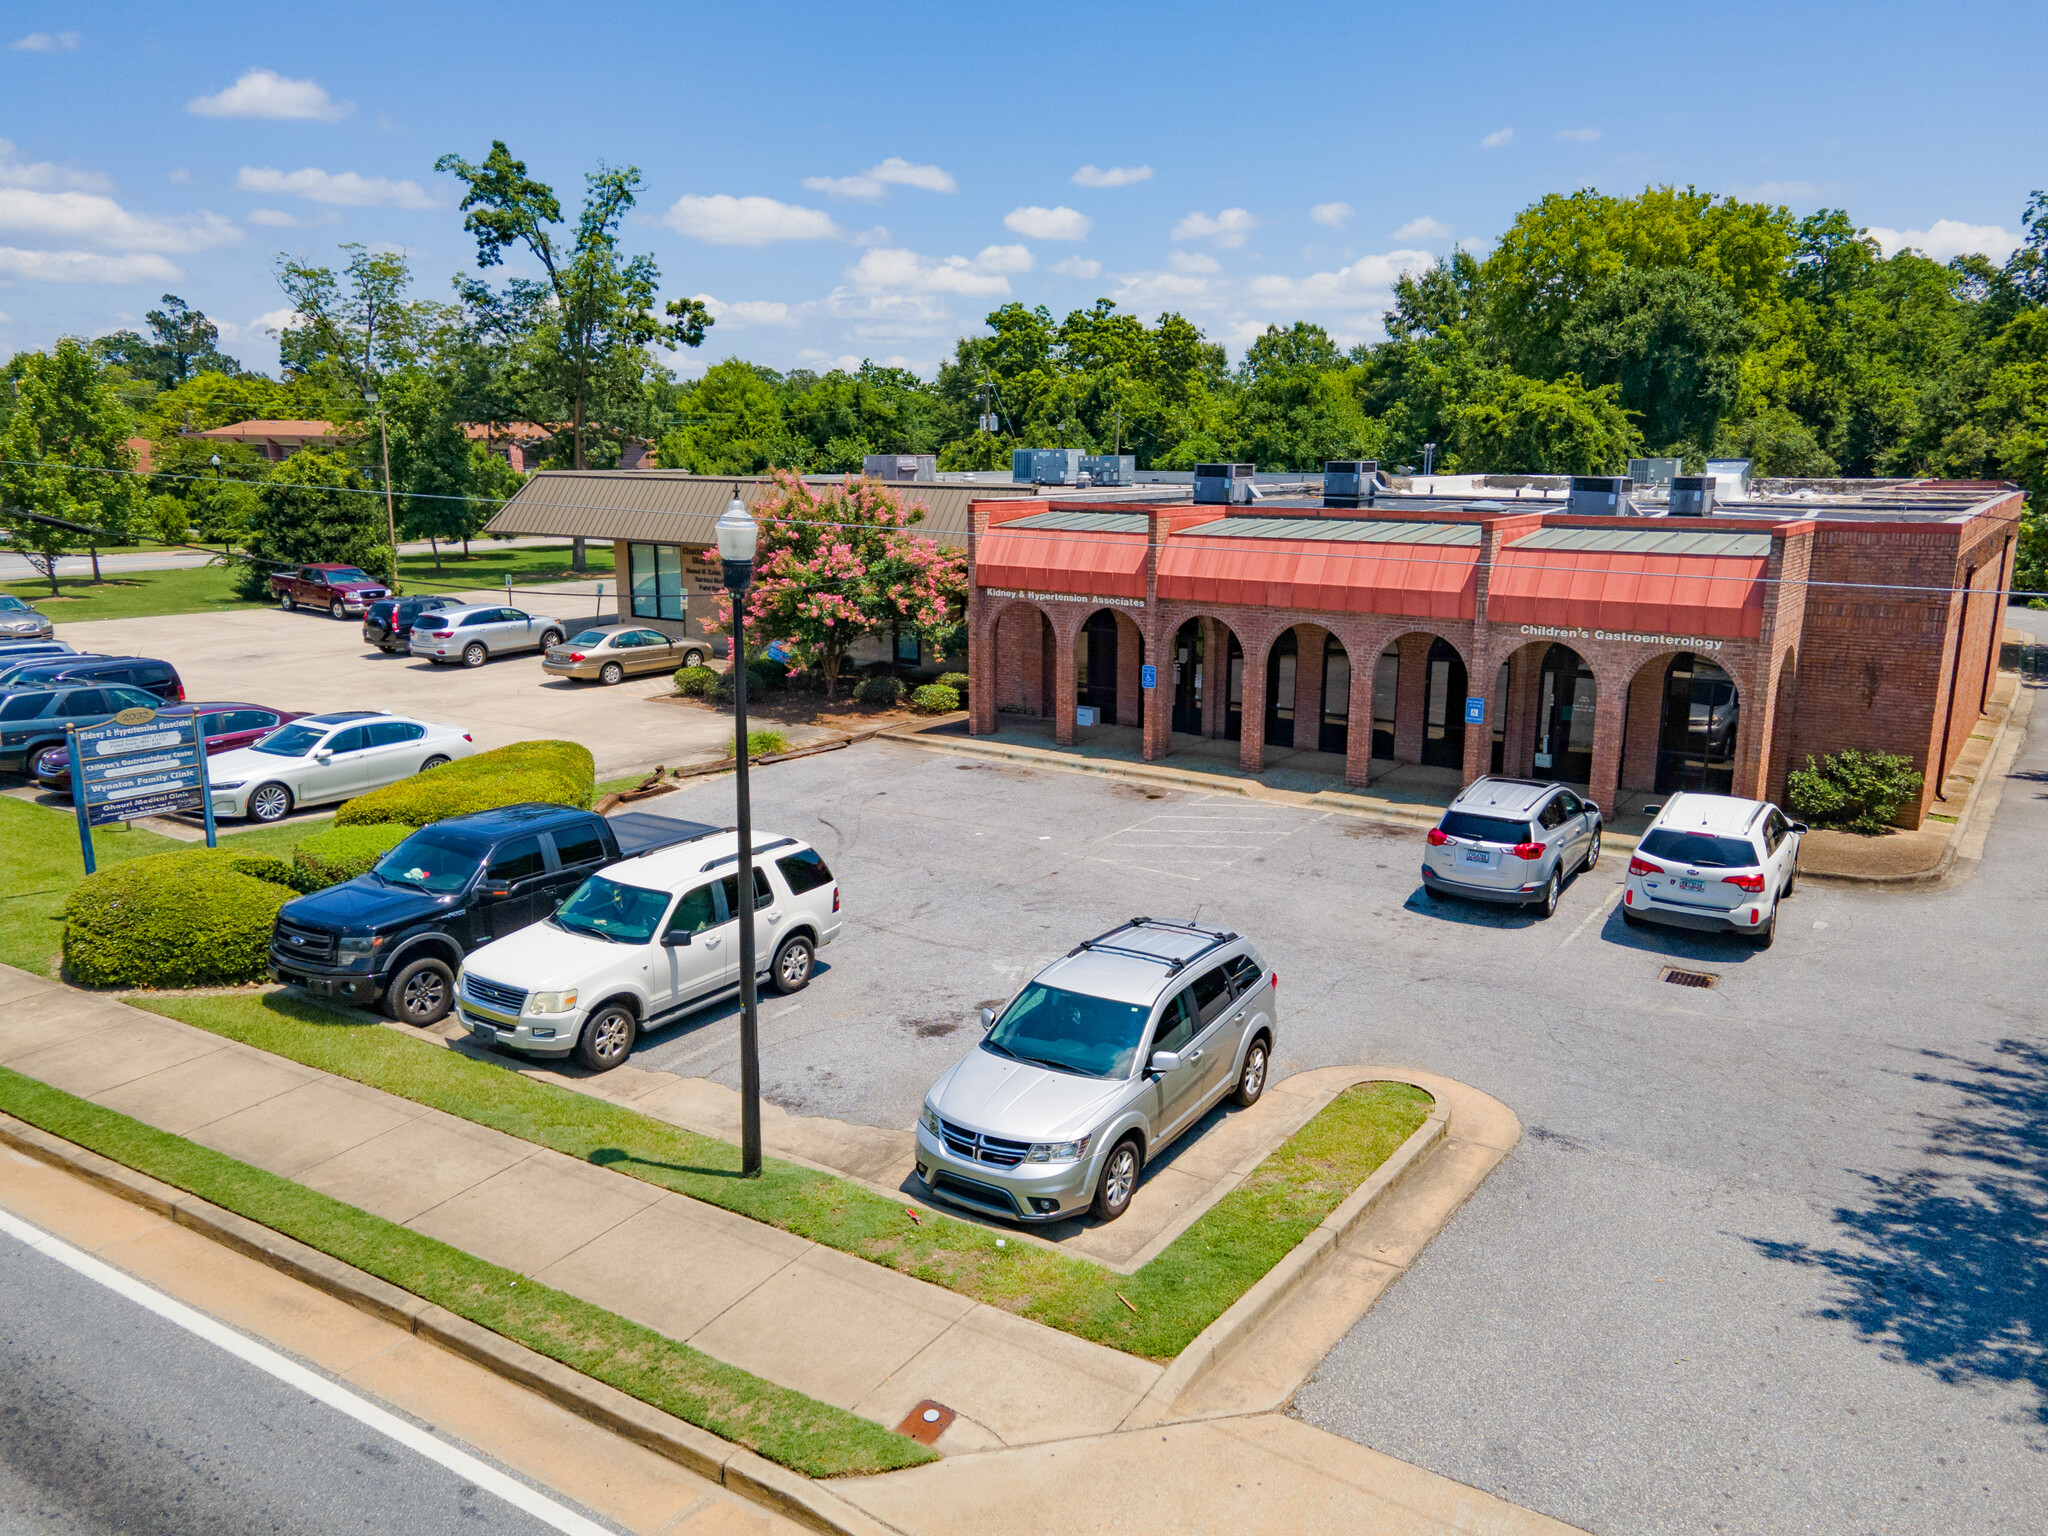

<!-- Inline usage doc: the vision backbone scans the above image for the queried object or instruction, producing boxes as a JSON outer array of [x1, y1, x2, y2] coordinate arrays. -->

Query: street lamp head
[[208, 454, 221, 469], [715, 489, 758, 563], [363, 389, 378, 406]]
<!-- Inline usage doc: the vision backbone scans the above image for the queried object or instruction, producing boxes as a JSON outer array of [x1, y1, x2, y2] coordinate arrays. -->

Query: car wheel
[[249, 782, 293, 823], [1232, 1035, 1269, 1107], [1092, 1137, 1141, 1222], [1750, 908, 1777, 950], [385, 957, 454, 1026], [420, 754, 450, 771], [681, 647, 706, 667], [462, 642, 487, 668], [599, 661, 625, 686], [1584, 828, 1602, 872], [279, 592, 295, 611], [1536, 867, 1561, 919], [769, 934, 814, 995], [576, 1003, 637, 1072], [539, 628, 564, 649], [329, 599, 346, 620]]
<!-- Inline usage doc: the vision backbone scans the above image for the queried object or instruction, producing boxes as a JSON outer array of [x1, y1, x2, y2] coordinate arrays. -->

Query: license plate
[[1678, 877, 1705, 892], [1462, 848, 1495, 865]]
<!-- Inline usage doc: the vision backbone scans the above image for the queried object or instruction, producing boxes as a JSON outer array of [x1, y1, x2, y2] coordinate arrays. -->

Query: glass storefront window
[[629, 543, 685, 621]]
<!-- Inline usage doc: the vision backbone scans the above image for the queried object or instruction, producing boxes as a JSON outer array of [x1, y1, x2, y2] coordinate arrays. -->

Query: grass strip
[[0, 1064, 932, 1479], [135, 992, 1432, 1358]]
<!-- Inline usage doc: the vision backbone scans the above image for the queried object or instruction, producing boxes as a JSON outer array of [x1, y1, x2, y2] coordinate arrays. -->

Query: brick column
[[1202, 619, 1227, 737], [1239, 636, 1268, 773], [1053, 618, 1078, 747], [1392, 633, 1433, 764], [970, 607, 998, 733], [1344, 653, 1375, 786], [1460, 642, 1494, 785], [1587, 671, 1627, 818], [1504, 647, 1541, 776], [1621, 659, 1663, 792], [1292, 625, 1323, 751], [1142, 614, 1172, 761]]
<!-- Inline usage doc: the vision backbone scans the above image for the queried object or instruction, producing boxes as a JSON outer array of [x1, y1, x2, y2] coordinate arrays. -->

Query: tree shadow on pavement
[[1748, 1038, 2048, 1425]]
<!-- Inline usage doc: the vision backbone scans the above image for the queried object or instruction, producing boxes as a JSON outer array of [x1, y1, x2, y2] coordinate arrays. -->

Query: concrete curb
[[0, 1110, 904, 1536], [1119, 1080, 1451, 1430]]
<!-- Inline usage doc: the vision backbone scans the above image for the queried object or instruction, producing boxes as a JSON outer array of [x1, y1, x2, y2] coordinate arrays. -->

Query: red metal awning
[[975, 526, 1146, 599], [1157, 537, 1479, 619], [1486, 548, 1766, 638]]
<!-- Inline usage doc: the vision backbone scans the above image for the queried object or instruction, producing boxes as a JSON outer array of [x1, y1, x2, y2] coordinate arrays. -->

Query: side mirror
[[662, 930, 690, 946], [315, 749, 333, 762], [1640, 802, 1661, 815], [1789, 822, 1809, 835], [978, 1006, 995, 1032], [483, 887, 511, 898], [1148, 1049, 1181, 1075], [1582, 801, 1600, 817]]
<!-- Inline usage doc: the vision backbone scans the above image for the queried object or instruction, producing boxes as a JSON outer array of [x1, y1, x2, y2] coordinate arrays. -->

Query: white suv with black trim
[[1623, 792, 1806, 948], [1421, 776, 1603, 918]]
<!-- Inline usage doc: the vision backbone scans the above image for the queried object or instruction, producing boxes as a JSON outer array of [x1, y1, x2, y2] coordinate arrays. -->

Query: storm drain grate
[[1661, 967, 1719, 989]]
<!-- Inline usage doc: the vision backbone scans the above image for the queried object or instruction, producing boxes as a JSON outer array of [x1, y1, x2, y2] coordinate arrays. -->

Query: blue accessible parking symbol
[[1463, 696, 1486, 725], [1141, 664, 1157, 690]]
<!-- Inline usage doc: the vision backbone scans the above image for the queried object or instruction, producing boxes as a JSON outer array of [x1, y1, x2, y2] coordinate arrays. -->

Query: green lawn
[[0, 796, 330, 976], [4, 543, 612, 626], [134, 990, 1432, 1360], [0, 1066, 931, 1479]]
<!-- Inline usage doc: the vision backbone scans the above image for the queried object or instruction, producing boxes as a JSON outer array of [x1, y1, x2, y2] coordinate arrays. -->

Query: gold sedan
[[542, 626, 712, 686]]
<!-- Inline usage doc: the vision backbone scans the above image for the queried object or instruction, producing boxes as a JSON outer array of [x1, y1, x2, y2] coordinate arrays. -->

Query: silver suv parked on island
[[916, 919, 1277, 1225], [1421, 775, 1603, 918]]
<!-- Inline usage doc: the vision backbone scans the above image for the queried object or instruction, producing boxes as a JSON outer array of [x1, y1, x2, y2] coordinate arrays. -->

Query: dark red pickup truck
[[270, 563, 391, 619]]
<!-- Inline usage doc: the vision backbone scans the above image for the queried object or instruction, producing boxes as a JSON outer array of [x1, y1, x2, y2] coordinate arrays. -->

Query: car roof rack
[[700, 836, 798, 871], [1066, 916, 1240, 976]]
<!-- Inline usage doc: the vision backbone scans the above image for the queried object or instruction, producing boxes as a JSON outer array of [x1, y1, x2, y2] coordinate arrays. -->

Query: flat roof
[[1180, 517, 1483, 546], [1507, 527, 1774, 557]]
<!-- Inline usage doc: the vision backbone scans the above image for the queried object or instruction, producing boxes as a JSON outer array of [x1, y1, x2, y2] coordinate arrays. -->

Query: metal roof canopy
[[999, 510, 1151, 533], [1179, 517, 1483, 546], [1507, 526, 1773, 557]]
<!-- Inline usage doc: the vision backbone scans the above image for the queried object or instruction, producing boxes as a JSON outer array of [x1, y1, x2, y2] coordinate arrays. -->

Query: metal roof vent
[[1194, 463, 1256, 505], [1628, 456, 1682, 487], [1322, 460, 1378, 509], [1669, 475, 1716, 517], [1568, 475, 1633, 516]]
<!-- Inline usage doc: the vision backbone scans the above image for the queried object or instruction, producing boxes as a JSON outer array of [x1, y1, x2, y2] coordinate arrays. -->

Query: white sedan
[[208, 711, 475, 823]]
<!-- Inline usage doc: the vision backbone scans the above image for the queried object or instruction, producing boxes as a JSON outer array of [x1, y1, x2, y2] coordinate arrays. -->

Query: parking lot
[[616, 722, 2048, 1536]]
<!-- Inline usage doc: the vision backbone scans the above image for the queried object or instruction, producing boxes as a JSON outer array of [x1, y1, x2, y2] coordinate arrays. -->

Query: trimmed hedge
[[728, 729, 790, 758], [292, 823, 411, 889], [910, 683, 960, 715], [335, 740, 595, 828], [853, 675, 904, 706], [937, 671, 969, 696], [1787, 749, 1924, 833], [674, 664, 718, 697], [64, 849, 296, 988]]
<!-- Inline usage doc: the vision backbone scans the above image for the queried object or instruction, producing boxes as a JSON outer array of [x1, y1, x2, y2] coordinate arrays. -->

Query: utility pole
[[365, 389, 398, 590]]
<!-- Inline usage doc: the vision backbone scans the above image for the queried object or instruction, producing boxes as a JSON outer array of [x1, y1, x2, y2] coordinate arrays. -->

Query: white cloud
[[245, 207, 341, 228], [253, 307, 301, 336], [662, 194, 841, 245], [693, 293, 801, 328], [1556, 127, 1601, 142], [1867, 219, 2021, 263], [1247, 248, 1435, 309], [802, 174, 884, 200], [1004, 204, 1090, 241], [843, 246, 1015, 296], [187, 68, 352, 122], [1310, 202, 1353, 228], [1050, 256, 1102, 279], [0, 187, 242, 252], [1169, 250, 1220, 275], [10, 31, 79, 52], [1394, 215, 1452, 241], [1110, 270, 1213, 307], [168, 167, 191, 185], [1072, 164, 1152, 188], [1173, 208, 1259, 248], [0, 140, 112, 193], [974, 243, 1033, 274], [236, 166, 435, 208], [851, 225, 892, 246], [869, 157, 955, 193], [0, 247, 181, 283], [1481, 127, 1514, 148], [0, 310, 10, 323]]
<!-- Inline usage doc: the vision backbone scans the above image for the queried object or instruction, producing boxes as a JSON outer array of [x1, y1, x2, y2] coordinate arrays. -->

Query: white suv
[[455, 830, 841, 1070], [1623, 792, 1806, 948]]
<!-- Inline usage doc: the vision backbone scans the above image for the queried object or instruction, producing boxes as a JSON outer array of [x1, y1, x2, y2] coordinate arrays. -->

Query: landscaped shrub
[[724, 728, 790, 758], [910, 683, 961, 715], [64, 849, 295, 988], [335, 740, 596, 827], [937, 671, 969, 698], [853, 675, 904, 706], [292, 823, 411, 889], [1786, 749, 1925, 833], [673, 664, 718, 697]]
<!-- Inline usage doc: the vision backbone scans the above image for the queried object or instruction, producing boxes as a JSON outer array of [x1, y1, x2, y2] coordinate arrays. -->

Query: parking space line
[[1556, 882, 1623, 951]]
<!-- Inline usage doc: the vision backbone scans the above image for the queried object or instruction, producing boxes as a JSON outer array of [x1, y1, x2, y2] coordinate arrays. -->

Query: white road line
[[0, 1207, 617, 1536], [1556, 883, 1623, 951]]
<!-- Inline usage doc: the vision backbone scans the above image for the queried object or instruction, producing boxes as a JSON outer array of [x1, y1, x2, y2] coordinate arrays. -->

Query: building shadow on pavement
[[1747, 1037, 2048, 1424]]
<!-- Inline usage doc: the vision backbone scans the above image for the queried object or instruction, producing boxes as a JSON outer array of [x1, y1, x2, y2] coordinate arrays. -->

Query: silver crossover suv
[[1420, 775, 1603, 918], [916, 919, 1277, 1224]]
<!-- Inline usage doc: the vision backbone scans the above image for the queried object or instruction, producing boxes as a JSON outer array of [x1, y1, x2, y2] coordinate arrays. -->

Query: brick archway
[[972, 596, 1059, 734]]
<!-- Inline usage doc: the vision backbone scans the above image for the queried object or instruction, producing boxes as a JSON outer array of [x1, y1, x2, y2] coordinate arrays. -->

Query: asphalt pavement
[[616, 629, 2048, 1536], [0, 1219, 614, 1536]]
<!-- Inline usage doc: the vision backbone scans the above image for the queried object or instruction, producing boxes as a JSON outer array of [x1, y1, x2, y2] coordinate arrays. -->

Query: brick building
[[964, 480, 2024, 828]]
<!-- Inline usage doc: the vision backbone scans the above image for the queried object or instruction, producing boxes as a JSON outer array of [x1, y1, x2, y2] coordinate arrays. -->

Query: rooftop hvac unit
[[1193, 462, 1256, 505], [1704, 458, 1753, 498], [1627, 456, 1683, 487], [1668, 475, 1716, 517], [1322, 459, 1378, 509], [863, 453, 936, 482], [1568, 475, 1633, 516], [1011, 448, 1083, 485], [1079, 454, 1135, 486]]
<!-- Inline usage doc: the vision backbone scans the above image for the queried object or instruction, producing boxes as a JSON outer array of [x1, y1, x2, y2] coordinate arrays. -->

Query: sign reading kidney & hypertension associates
[[68, 706, 217, 872]]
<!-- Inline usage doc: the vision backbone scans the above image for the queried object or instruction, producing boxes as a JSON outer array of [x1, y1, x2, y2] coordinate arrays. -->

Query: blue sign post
[[1140, 663, 1158, 690], [1463, 696, 1486, 725], [68, 707, 216, 874]]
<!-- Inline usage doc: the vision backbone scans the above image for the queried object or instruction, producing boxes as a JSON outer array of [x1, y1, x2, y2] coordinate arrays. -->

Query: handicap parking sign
[[1141, 664, 1157, 690], [1463, 696, 1486, 725]]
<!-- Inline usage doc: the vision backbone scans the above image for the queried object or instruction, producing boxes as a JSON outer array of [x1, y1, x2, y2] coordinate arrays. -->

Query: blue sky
[[4, 0, 2043, 379]]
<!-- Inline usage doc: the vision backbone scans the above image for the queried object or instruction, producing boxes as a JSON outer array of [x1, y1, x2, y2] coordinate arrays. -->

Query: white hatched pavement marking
[[1086, 795, 1326, 881]]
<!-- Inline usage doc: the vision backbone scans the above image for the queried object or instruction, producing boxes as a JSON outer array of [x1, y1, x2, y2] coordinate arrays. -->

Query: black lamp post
[[715, 489, 763, 1177]]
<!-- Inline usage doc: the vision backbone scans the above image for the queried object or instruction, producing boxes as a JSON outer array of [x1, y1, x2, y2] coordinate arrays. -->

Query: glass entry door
[[1265, 630, 1297, 749], [1318, 635, 1350, 754], [1656, 653, 1738, 793], [1536, 645, 1596, 782], [1172, 619, 1204, 734], [1371, 644, 1399, 758], [1080, 610, 1118, 720], [1421, 638, 1467, 768]]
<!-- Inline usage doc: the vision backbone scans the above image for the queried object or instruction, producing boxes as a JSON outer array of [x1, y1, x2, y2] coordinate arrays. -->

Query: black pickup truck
[[270, 803, 715, 1026]]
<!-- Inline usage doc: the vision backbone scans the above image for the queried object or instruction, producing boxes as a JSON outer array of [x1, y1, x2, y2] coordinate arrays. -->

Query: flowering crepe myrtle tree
[[700, 471, 967, 702]]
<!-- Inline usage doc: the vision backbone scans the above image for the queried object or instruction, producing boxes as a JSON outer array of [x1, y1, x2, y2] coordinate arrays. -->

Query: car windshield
[[1439, 811, 1531, 844], [984, 982, 1151, 1079], [373, 829, 484, 894], [1640, 829, 1759, 868], [568, 630, 609, 646], [325, 568, 372, 584], [250, 722, 328, 757], [551, 876, 670, 944], [0, 596, 27, 612]]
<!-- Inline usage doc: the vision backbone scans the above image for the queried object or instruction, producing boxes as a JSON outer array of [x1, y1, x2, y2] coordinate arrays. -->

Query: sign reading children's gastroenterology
[[68, 706, 217, 873]]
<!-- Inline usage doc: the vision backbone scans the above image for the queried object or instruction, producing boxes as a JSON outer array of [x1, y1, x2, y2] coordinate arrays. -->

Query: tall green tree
[[90, 295, 242, 388], [1559, 267, 1750, 454], [0, 340, 143, 592], [232, 449, 387, 599]]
